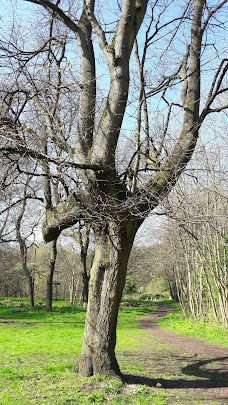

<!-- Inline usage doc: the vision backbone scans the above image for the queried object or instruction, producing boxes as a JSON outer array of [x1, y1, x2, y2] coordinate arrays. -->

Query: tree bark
[[27, 276, 35, 307], [69, 269, 77, 305], [81, 251, 89, 310], [46, 239, 57, 312], [78, 220, 138, 377], [19, 247, 35, 307], [78, 222, 90, 309], [169, 280, 179, 302], [16, 193, 35, 308]]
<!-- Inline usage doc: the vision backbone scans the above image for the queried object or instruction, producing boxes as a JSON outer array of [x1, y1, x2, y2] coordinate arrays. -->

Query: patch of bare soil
[[125, 304, 228, 404]]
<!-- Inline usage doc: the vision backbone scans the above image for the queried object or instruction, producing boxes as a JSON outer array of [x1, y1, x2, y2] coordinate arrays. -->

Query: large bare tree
[[0, 0, 227, 378]]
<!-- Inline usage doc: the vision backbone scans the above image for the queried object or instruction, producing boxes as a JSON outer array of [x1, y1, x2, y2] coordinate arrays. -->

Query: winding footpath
[[130, 304, 228, 403], [140, 304, 228, 361]]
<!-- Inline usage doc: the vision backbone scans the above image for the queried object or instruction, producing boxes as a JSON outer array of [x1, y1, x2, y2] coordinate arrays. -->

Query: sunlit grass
[[0, 298, 227, 404], [158, 304, 228, 348], [0, 298, 157, 404]]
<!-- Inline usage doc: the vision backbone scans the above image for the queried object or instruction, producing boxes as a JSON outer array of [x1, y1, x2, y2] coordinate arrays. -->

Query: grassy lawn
[[0, 298, 160, 405], [0, 298, 227, 404]]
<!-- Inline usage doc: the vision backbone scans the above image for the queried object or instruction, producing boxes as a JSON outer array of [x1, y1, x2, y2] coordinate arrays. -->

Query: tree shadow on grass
[[124, 356, 228, 389]]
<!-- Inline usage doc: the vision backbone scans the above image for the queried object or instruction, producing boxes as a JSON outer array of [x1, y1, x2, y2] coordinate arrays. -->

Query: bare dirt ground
[[124, 304, 228, 404]]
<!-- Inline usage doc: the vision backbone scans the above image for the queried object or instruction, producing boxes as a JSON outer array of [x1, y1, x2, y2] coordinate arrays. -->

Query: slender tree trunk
[[78, 223, 90, 309], [169, 279, 179, 302], [46, 239, 57, 312], [81, 250, 89, 309], [27, 275, 35, 307], [16, 192, 35, 307], [69, 268, 76, 305], [78, 220, 138, 378], [17, 231, 35, 307], [46, 272, 54, 312]]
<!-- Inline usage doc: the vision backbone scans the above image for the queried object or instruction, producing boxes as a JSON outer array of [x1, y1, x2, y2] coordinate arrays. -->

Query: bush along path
[[123, 303, 228, 404]]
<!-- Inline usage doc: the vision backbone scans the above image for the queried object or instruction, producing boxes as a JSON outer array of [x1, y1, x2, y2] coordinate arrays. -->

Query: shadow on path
[[123, 303, 228, 399], [124, 356, 228, 389]]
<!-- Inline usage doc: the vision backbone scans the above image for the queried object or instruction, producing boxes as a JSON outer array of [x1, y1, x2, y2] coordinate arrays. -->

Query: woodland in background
[[163, 145, 227, 327], [0, 242, 168, 301]]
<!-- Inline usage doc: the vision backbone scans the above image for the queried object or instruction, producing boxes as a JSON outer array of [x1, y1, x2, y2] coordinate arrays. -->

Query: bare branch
[[0, 142, 105, 171], [202, 0, 228, 33], [24, 0, 79, 33]]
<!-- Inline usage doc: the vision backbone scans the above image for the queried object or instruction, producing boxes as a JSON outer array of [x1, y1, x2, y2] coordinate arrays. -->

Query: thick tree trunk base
[[77, 221, 138, 379], [78, 354, 123, 380]]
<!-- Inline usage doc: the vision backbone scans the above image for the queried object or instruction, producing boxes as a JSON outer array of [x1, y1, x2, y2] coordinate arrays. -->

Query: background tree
[[15, 178, 36, 307], [65, 222, 91, 308], [0, 246, 25, 298], [127, 243, 169, 297], [162, 140, 228, 325]]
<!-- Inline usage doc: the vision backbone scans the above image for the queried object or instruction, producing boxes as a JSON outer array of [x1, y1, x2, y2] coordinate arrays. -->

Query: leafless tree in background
[[162, 141, 227, 326]]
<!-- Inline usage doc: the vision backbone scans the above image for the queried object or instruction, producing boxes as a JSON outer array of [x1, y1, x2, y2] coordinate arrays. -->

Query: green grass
[[0, 298, 158, 405], [0, 298, 227, 405], [158, 303, 228, 348]]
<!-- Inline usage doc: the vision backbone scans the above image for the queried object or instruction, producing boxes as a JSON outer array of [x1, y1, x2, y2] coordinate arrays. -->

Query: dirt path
[[140, 304, 228, 361], [125, 304, 228, 404]]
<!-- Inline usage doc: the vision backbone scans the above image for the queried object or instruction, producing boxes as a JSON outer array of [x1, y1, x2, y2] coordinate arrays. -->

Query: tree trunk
[[19, 245, 35, 307], [16, 197, 35, 307], [46, 239, 57, 312], [78, 223, 90, 309], [81, 251, 89, 310], [69, 269, 77, 305], [169, 280, 179, 302], [78, 220, 138, 378], [46, 270, 54, 312], [27, 275, 35, 307]]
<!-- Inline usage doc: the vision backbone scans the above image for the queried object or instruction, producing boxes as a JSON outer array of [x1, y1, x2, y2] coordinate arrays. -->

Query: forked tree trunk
[[78, 220, 138, 377]]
